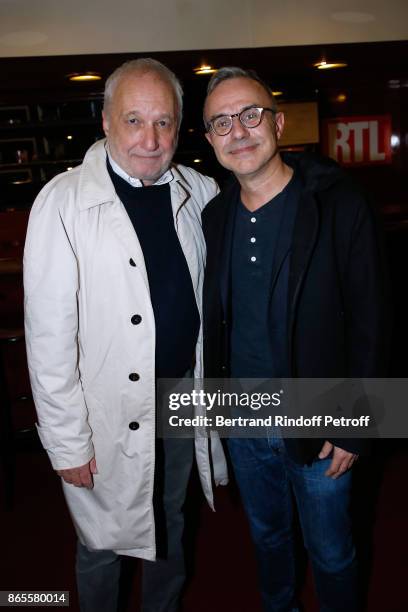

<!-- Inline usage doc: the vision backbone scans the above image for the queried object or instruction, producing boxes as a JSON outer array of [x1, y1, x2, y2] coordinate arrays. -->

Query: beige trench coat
[[24, 139, 228, 560]]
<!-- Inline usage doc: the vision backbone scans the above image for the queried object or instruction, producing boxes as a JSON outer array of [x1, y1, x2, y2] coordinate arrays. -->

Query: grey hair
[[103, 58, 183, 127], [204, 66, 278, 128]]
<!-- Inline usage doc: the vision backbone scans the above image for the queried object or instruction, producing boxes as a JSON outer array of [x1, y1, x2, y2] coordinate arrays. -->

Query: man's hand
[[57, 457, 98, 489], [318, 442, 358, 479]]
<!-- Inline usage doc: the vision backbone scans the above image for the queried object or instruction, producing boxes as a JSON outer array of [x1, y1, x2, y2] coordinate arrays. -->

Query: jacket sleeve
[[329, 195, 387, 455], [345, 199, 386, 377], [24, 182, 94, 470]]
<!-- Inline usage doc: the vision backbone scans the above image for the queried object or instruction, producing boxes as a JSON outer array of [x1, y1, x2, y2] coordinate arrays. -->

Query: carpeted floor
[[1, 442, 408, 612]]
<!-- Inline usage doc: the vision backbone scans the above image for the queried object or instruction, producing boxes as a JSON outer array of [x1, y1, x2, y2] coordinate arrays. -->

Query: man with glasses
[[202, 67, 385, 611]]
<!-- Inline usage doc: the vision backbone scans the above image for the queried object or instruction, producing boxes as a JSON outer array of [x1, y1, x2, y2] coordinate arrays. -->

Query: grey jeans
[[76, 437, 194, 612]]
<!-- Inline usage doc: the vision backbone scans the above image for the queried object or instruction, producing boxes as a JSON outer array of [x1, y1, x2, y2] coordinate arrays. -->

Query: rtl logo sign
[[323, 115, 392, 166]]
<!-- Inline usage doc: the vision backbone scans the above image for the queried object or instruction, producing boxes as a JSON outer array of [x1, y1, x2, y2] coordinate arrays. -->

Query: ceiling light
[[194, 65, 216, 75], [67, 72, 102, 82], [67, 135, 73, 140], [193, 159, 202, 163], [314, 61, 347, 70], [272, 91, 283, 97], [12, 178, 31, 185], [335, 93, 347, 103]]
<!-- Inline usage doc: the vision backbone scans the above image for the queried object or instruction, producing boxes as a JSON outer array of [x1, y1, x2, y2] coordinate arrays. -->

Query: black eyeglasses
[[206, 106, 276, 136]]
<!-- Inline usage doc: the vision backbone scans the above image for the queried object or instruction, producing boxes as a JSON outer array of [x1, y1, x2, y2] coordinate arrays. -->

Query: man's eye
[[157, 119, 171, 128], [128, 117, 139, 125], [215, 117, 230, 128], [243, 109, 259, 121]]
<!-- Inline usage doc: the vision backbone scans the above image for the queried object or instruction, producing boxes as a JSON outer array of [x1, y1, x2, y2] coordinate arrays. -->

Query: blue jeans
[[227, 436, 357, 612]]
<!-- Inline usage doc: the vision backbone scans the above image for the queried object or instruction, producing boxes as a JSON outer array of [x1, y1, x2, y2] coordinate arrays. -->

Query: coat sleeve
[[344, 199, 386, 377], [24, 181, 94, 470], [329, 195, 387, 455]]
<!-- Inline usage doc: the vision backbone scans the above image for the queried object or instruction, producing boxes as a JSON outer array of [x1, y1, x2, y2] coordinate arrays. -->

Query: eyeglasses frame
[[206, 106, 276, 136]]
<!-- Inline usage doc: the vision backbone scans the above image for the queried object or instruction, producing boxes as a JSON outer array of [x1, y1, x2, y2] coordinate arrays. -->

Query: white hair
[[103, 58, 183, 127]]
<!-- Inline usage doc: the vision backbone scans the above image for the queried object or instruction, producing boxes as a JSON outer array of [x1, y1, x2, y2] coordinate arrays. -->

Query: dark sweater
[[107, 159, 199, 378]]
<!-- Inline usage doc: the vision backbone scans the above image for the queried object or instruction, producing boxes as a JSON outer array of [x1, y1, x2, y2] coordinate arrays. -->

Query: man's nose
[[141, 124, 159, 150], [230, 115, 249, 139]]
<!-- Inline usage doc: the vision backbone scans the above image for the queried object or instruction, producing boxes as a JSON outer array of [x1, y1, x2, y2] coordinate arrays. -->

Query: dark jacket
[[202, 152, 387, 464]]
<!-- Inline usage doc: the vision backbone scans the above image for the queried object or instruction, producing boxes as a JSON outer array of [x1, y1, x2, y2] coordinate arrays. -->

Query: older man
[[24, 58, 227, 612], [202, 67, 385, 611]]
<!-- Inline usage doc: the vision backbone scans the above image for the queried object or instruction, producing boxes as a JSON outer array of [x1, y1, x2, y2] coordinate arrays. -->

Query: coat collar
[[77, 140, 116, 210]]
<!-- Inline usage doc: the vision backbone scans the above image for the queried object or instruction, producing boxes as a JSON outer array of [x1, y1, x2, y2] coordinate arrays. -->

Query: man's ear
[[102, 111, 109, 137], [205, 131, 213, 147], [274, 112, 285, 141]]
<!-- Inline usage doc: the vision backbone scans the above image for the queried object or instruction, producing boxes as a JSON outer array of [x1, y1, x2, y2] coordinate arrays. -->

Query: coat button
[[131, 314, 142, 325], [129, 421, 139, 430], [129, 258, 136, 267], [221, 365, 227, 371], [129, 373, 140, 381], [221, 320, 227, 326]]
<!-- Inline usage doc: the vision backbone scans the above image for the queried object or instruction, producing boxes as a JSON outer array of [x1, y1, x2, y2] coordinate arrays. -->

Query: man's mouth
[[130, 152, 162, 159], [228, 143, 257, 155]]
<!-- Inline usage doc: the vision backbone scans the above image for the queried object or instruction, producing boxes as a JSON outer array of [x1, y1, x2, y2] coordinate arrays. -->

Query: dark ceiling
[[0, 40, 407, 104]]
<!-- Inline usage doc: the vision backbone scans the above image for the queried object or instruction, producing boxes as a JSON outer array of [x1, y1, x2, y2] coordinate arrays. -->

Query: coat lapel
[[287, 191, 319, 369], [219, 181, 239, 318], [105, 197, 151, 295], [268, 197, 293, 299]]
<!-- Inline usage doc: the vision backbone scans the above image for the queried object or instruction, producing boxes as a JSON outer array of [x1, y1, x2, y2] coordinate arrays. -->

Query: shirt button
[[250, 237, 256, 243], [251, 256, 257, 262], [129, 373, 140, 381], [251, 217, 256, 223], [129, 421, 140, 431], [131, 314, 142, 325], [129, 258, 136, 267]]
